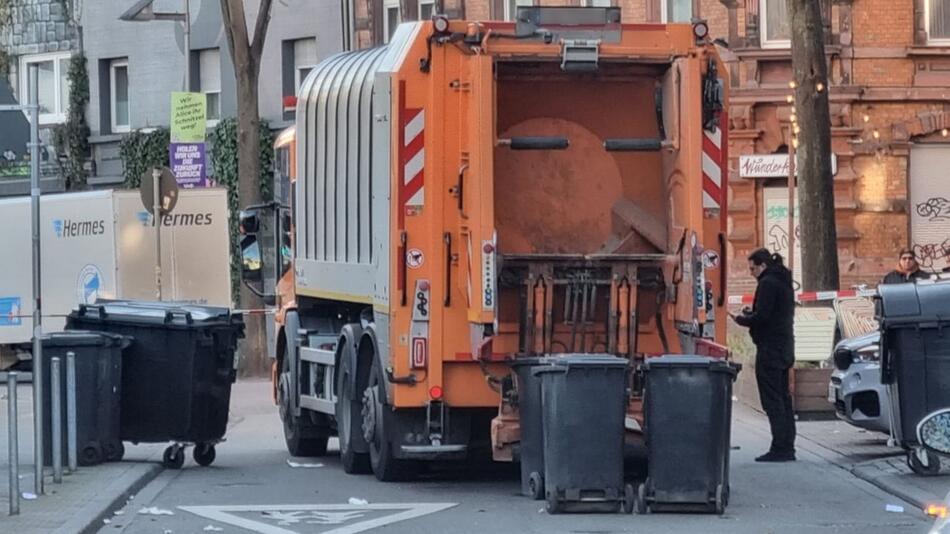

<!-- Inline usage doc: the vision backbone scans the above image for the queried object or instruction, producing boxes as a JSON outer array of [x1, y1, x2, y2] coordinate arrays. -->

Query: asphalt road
[[98, 380, 933, 534]]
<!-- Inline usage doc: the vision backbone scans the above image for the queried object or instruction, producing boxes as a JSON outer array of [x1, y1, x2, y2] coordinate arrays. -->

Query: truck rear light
[[429, 385, 444, 400]]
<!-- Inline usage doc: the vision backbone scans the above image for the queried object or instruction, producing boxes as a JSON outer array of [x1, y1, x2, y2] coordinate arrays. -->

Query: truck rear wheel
[[364, 357, 417, 482], [279, 348, 329, 457], [336, 349, 371, 474]]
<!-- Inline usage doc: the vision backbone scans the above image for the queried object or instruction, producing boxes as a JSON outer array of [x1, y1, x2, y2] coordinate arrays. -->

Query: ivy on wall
[[51, 52, 90, 189], [118, 127, 171, 188], [208, 119, 275, 305]]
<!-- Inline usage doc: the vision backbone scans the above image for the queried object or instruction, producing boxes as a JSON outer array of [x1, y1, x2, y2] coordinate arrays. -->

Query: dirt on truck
[[240, 7, 730, 483]]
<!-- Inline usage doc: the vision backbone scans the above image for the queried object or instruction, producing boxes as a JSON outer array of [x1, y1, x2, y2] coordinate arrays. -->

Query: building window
[[199, 49, 221, 124], [294, 38, 318, 92], [383, 0, 400, 43], [505, 0, 533, 22], [19, 52, 72, 125], [110, 59, 130, 133], [584, 0, 612, 6], [761, 0, 791, 47], [661, 0, 692, 22], [927, 0, 950, 43], [419, 0, 435, 19]]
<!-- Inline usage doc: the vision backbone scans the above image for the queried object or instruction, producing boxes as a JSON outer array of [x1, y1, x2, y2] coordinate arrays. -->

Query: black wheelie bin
[[535, 355, 629, 514], [638, 355, 740, 515], [877, 281, 950, 476], [510, 356, 560, 500], [36, 331, 129, 466], [67, 300, 244, 469]]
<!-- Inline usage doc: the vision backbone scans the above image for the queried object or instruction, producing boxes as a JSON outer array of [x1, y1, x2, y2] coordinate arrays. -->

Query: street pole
[[184, 0, 192, 91], [153, 168, 163, 301], [788, 125, 796, 276], [51, 357, 62, 484], [29, 63, 45, 497], [8, 372, 19, 516]]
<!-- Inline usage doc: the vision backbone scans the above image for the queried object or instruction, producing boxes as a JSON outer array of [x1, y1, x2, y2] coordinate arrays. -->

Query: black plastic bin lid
[[17, 330, 131, 356], [642, 355, 741, 375], [877, 281, 950, 328], [531, 354, 629, 375], [71, 300, 239, 327]]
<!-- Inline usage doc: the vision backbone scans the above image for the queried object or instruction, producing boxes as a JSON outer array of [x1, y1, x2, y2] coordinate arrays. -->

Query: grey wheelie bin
[[67, 300, 244, 469], [510, 356, 560, 499], [36, 331, 130, 466], [637, 355, 740, 515], [877, 281, 950, 476], [535, 355, 629, 514]]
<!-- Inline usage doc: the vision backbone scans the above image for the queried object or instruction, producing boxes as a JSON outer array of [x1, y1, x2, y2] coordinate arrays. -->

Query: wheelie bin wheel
[[162, 445, 185, 469], [623, 483, 636, 514], [907, 448, 941, 476], [80, 444, 103, 466], [545, 491, 563, 514], [194, 444, 216, 467], [714, 484, 726, 515], [634, 482, 650, 515], [528, 472, 545, 501]]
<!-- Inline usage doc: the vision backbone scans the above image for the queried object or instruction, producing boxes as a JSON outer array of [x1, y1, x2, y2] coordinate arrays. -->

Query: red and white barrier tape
[[727, 288, 878, 306]]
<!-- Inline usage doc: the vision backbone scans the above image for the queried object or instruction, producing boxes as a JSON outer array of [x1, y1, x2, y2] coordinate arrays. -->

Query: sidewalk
[[0, 381, 172, 533], [782, 408, 950, 510]]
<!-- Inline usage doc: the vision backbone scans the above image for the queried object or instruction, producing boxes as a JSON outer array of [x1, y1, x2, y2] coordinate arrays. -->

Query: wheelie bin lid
[[70, 300, 241, 327], [876, 281, 950, 328], [39, 330, 131, 348], [642, 355, 740, 375], [531, 354, 629, 374]]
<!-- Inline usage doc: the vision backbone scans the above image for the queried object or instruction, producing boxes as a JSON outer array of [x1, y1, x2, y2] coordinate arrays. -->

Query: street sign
[[140, 167, 179, 216]]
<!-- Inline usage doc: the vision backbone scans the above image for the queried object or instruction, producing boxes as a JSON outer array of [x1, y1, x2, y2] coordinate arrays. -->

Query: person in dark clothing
[[731, 248, 797, 462], [882, 249, 929, 284]]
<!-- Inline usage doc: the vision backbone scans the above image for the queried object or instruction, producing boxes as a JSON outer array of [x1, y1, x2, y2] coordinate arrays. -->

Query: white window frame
[[505, 0, 533, 22], [293, 38, 318, 93], [660, 0, 693, 23], [925, 0, 950, 45], [199, 49, 221, 127], [383, 0, 401, 44], [418, 0, 435, 19], [19, 51, 72, 125], [760, 0, 791, 49], [110, 59, 130, 134]]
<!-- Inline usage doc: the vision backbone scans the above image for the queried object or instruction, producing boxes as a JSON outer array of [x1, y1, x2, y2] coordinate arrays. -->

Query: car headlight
[[853, 345, 880, 363]]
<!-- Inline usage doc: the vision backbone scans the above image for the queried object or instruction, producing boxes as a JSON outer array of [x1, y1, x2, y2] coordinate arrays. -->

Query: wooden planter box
[[792, 367, 835, 419]]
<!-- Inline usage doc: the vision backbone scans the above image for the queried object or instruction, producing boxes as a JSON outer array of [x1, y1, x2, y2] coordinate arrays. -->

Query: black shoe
[[755, 451, 796, 462]]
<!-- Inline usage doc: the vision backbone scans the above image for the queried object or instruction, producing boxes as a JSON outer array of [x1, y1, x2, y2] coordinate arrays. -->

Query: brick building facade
[[351, 0, 950, 298]]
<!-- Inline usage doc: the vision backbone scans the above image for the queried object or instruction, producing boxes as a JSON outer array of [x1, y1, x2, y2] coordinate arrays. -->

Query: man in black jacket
[[731, 248, 797, 462], [882, 249, 929, 285]]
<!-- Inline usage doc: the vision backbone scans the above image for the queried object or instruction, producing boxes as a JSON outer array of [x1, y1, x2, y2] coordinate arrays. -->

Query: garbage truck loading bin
[[238, 7, 730, 482]]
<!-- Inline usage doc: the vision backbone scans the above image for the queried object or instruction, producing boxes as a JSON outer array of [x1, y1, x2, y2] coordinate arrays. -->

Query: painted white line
[[179, 502, 458, 534]]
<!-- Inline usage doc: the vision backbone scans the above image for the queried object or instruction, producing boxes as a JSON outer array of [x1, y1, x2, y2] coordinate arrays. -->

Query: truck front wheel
[[279, 348, 329, 457]]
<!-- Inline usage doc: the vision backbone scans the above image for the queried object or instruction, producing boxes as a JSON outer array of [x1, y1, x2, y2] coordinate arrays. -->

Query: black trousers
[[755, 363, 796, 454]]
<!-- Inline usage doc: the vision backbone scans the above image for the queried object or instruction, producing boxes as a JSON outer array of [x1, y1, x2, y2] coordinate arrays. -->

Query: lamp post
[[119, 0, 192, 90]]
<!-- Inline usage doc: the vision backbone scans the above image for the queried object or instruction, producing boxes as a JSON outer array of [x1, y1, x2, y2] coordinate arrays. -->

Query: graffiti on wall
[[913, 197, 950, 270]]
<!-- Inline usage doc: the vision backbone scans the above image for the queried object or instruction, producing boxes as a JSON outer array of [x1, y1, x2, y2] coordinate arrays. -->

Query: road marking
[[179, 503, 457, 534]]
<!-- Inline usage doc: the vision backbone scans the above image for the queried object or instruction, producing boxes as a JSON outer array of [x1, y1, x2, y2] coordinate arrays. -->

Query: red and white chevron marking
[[727, 288, 878, 306], [398, 80, 425, 229], [702, 121, 725, 210]]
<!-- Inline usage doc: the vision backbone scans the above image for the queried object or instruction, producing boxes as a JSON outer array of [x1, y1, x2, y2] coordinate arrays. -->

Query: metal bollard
[[8, 372, 19, 515], [51, 357, 62, 484], [66, 352, 77, 473]]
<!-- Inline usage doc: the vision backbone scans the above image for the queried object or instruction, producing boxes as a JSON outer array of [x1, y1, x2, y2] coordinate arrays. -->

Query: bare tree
[[789, 0, 839, 291], [221, 0, 275, 376]]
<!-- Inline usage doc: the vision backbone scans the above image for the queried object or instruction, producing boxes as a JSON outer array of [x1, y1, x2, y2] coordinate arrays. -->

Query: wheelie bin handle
[[77, 304, 107, 319], [164, 310, 194, 325]]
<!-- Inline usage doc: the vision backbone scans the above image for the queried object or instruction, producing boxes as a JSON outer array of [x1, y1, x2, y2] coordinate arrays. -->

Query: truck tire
[[363, 357, 418, 482], [279, 347, 329, 457], [336, 344, 371, 474]]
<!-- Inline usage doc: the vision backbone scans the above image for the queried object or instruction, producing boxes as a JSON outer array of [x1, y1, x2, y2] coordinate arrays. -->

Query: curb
[[849, 463, 937, 511], [52, 462, 163, 534]]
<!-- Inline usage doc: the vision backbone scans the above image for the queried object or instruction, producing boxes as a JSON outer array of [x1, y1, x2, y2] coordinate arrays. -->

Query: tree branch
[[219, 0, 239, 64], [251, 0, 275, 64]]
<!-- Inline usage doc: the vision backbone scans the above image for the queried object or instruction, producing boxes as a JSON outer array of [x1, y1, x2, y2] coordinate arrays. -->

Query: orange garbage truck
[[240, 7, 730, 482]]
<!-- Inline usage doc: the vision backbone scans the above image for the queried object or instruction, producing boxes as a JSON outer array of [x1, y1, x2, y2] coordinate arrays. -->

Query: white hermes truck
[[0, 188, 231, 348]]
